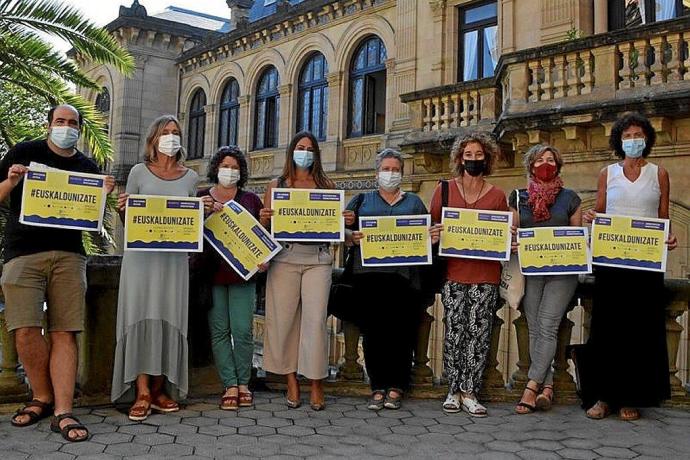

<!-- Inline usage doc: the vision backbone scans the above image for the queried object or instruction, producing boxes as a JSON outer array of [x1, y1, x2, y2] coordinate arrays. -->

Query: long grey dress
[[111, 163, 199, 403]]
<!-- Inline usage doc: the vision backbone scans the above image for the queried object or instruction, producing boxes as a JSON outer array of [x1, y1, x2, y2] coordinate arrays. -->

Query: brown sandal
[[50, 413, 89, 442], [515, 386, 538, 414], [221, 387, 239, 411], [151, 392, 179, 413], [619, 407, 640, 421], [11, 399, 54, 427], [128, 393, 152, 421], [238, 390, 253, 408]]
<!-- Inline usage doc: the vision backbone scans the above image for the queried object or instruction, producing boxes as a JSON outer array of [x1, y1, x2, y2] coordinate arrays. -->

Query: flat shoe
[[462, 395, 488, 417], [367, 390, 385, 411], [11, 399, 54, 427], [286, 398, 301, 409], [586, 401, 610, 420], [239, 391, 253, 408], [151, 393, 180, 413], [442, 393, 462, 414], [128, 394, 152, 421], [619, 407, 640, 421], [384, 388, 403, 410]]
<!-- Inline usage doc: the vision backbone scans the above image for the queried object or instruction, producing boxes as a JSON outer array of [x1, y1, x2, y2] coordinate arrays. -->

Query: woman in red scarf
[[509, 144, 582, 414]]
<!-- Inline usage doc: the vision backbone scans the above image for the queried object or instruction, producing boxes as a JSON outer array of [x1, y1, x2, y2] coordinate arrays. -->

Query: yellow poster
[[591, 214, 669, 272], [359, 215, 432, 267], [439, 207, 512, 261], [124, 194, 204, 252], [20, 168, 107, 232], [271, 188, 344, 242], [518, 226, 591, 275], [204, 200, 282, 280]]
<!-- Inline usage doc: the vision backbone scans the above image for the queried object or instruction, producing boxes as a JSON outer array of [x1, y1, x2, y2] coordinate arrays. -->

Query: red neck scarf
[[527, 177, 563, 222]]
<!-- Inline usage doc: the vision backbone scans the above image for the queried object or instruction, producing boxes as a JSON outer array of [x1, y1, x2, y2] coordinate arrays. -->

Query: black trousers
[[351, 273, 420, 391]]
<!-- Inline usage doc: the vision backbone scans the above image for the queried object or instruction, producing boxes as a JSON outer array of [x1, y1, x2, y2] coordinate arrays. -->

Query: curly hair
[[609, 112, 656, 159], [206, 145, 249, 189], [449, 132, 498, 177]]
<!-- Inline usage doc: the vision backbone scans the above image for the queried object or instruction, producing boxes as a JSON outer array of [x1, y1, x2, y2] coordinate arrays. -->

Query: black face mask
[[463, 160, 485, 177]]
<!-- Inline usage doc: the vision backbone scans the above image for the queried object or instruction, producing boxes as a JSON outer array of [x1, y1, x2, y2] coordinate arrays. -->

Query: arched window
[[95, 88, 110, 135], [218, 79, 240, 147], [188, 89, 206, 159], [348, 36, 387, 137], [297, 53, 328, 140], [254, 66, 280, 150]]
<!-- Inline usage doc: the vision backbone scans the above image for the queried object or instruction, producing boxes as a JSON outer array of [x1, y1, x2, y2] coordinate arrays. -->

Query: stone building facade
[[74, 0, 690, 390]]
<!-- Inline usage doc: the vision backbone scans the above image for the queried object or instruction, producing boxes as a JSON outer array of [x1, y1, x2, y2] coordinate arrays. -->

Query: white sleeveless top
[[606, 162, 660, 218]]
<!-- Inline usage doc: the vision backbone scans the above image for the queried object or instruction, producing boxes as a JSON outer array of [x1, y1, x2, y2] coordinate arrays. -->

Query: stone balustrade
[[1, 257, 689, 407]]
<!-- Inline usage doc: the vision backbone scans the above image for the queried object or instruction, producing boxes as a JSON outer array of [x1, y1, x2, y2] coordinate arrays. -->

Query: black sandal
[[50, 413, 89, 442], [11, 399, 54, 427], [515, 386, 538, 414]]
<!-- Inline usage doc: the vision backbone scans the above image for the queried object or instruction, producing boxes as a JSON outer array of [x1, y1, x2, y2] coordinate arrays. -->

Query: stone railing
[[400, 78, 499, 133], [498, 17, 690, 115], [1, 257, 689, 406]]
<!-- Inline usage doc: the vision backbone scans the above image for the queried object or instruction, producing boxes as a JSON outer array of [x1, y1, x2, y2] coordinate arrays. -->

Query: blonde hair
[[449, 132, 498, 177], [523, 144, 564, 178], [144, 115, 185, 163]]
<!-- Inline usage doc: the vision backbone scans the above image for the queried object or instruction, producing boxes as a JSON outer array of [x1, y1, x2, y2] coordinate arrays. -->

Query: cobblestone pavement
[[1, 391, 690, 459]]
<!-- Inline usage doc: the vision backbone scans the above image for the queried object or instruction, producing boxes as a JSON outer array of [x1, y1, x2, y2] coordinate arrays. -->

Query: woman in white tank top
[[581, 113, 677, 422]]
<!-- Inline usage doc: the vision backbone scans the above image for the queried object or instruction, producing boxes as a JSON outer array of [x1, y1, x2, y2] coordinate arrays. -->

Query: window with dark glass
[[609, 0, 690, 30], [254, 66, 280, 150], [95, 88, 110, 135], [348, 36, 387, 137], [218, 79, 240, 147], [458, 1, 498, 82], [298, 53, 329, 140], [187, 89, 206, 159]]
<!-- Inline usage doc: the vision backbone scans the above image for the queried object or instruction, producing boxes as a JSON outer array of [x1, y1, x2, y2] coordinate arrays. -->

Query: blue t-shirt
[[346, 191, 428, 283]]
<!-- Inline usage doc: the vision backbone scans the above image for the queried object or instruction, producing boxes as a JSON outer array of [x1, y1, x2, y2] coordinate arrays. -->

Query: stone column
[[593, 0, 608, 34], [666, 300, 687, 398], [204, 103, 218, 159], [411, 308, 434, 385], [511, 305, 530, 388], [238, 95, 251, 154], [338, 321, 364, 381], [277, 84, 293, 148], [482, 310, 506, 396], [552, 303, 578, 398]]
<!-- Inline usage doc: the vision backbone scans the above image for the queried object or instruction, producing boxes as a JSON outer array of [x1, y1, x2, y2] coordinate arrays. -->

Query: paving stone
[[486, 440, 524, 453], [197, 424, 237, 436], [256, 417, 293, 428], [253, 403, 290, 413], [236, 441, 281, 457], [138, 415, 181, 426], [131, 433, 175, 446], [433, 414, 473, 426], [174, 433, 218, 447], [521, 439, 564, 451], [157, 423, 198, 436], [300, 433, 343, 447], [258, 433, 299, 445], [390, 424, 429, 436], [90, 432, 133, 445], [377, 410, 413, 419], [351, 424, 392, 437], [149, 443, 194, 456], [364, 417, 402, 427], [191, 444, 235, 458], [86, 424, 119, 435], [199, 409, 237, 419], [117, 424, 158, 435], [415, 432, 457, 445], [13, 440, 64, 455], [593, 446, 638, 458], [58, 441, 106, 456], [122, 455, 167, 460], [313, 425, 351, 436], [104, 442, 150, 456], [292, 417, 332, 428], [561, 438, 601, 449], [454, 432, 496, 443], [343, 409, 379, 419], [516, 449, 561, 459], [400, 416, 437, 426], [74, 454, 121, 460], [558, 448, 600, 459], [217, 417, 256, 428], [276, 425, 316, 436], [322, 444, 367, 456], [474, 452, 522, 460], [180, 417, 218, 427], [426, 423, 465, 434], [102, 415, 137, 426], [216, 434, 259, 447], [279, 443, 322, 456], [26, 453, 75, 460], [365, 443, 408, 457], [375, 433, 417, 446], [631, 444, 682, 457]]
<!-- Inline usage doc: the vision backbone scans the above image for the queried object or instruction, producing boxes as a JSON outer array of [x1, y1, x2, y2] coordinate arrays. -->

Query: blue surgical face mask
[[622, 138, 646, 158], [49, 126, 80, 149], [293, 150, 314, 169]]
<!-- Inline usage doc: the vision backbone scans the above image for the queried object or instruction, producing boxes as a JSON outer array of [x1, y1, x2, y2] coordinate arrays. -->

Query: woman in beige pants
[[259, 131, 337, 411]]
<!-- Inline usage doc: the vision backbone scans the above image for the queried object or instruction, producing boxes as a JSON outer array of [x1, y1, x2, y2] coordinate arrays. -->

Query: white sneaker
[[442, 392, 462, 414], [461, 394, 488, 417]]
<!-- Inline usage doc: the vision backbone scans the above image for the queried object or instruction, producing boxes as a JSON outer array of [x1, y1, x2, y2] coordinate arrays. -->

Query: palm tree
[[0, 0, 134, 165]]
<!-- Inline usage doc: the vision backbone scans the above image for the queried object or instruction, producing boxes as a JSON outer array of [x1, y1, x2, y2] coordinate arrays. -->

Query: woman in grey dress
[[111, 115, 211, 421]]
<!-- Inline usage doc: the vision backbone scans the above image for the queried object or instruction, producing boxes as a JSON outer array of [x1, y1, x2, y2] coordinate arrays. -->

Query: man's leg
[[13, 327, 53, 424]]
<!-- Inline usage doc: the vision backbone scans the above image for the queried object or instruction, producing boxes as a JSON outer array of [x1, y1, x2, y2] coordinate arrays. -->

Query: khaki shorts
[[1, 251, 87, 332]]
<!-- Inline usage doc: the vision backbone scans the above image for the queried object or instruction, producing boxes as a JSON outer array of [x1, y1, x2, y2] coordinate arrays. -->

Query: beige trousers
[[263, 243, 332, 380]]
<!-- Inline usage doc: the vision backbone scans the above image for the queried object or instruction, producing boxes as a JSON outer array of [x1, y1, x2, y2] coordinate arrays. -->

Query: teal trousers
[[209, 283, 255, 387]]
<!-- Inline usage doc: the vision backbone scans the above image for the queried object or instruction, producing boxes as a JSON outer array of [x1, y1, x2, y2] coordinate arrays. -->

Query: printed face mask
[[622, 138, 645, 158], [377, 171, 402, 191], [217, 167, 241, 187], [293, 150, 314, 169], [49, 126, 80, 149], [533, 162, 558, 182], [158, 134, 182, 156], [463, 159, 485, 177]]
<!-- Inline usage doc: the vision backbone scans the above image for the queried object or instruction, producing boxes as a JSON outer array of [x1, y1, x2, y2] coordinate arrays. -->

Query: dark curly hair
[[206, 146, 249, 188], [609, 112, 656, 159]]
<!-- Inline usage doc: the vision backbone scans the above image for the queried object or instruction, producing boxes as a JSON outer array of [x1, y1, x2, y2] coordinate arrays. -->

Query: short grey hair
[[375, 148, 404, 173]]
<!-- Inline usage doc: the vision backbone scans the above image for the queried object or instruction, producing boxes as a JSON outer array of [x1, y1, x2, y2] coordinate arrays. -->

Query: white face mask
[[49, 126, 80, 149], [158, 134, 181, 156], [293, 150, 314, 169], [377, 171, 402, 192], [217, 168, 240, 187]]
